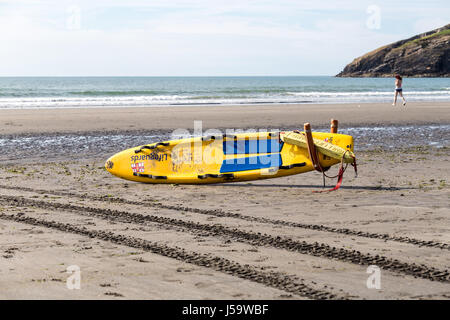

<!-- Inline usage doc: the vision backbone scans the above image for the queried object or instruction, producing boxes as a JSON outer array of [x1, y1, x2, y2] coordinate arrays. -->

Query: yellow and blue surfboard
[[105, 131, 354, 184]]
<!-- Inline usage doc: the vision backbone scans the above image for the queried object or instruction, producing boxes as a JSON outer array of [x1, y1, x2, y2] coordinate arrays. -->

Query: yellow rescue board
[[280, 131, 356, 163], [105, 131, 354, 184]]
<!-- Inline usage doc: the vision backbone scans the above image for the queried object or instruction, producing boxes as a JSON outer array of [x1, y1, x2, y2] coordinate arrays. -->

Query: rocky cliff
[[336, 24, 450, 77]]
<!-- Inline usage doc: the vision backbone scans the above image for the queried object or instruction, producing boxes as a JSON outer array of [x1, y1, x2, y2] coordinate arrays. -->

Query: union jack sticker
[[131, 162, 145, 173]]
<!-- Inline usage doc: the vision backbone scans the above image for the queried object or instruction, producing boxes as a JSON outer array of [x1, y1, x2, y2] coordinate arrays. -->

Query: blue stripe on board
[[219, 154, 281, 173], [222, 139, 283, 155]]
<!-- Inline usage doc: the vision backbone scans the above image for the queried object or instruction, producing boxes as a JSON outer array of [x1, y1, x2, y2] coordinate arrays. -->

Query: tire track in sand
[[0, 184, 447, 250], [1, 194, 448, 283], [0, 212, 345, 300]]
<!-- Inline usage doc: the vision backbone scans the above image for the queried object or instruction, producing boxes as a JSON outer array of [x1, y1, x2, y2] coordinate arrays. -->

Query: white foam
[[0, 90, 449, 109]]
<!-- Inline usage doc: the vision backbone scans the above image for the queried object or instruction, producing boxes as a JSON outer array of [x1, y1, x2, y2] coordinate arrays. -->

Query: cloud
[[413, 18, 449, 34], [0, 0, 448, 75]]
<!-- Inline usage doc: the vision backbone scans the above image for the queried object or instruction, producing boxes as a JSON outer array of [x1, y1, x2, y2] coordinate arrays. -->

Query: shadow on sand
[[213, 183, 415, 191]]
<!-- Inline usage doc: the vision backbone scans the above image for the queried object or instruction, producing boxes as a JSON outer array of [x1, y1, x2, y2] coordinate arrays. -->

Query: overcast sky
[[1, 0, 448, 76]]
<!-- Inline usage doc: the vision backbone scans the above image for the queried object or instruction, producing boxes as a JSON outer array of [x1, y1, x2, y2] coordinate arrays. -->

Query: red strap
[[289, 131, 356, 193], [313, 166, 344, 193], [331, 166, 345, 191]]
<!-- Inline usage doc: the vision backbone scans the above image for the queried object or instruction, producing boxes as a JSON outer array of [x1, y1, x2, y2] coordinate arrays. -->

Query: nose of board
[[105, 156, 116, 174]]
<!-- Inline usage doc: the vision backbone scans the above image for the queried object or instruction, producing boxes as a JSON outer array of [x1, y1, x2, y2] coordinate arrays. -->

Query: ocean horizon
[[0, 76, 449, 109]]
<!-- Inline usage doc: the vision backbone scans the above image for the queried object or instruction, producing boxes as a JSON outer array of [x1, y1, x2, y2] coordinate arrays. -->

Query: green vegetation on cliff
[[337, 24, 450, 77]]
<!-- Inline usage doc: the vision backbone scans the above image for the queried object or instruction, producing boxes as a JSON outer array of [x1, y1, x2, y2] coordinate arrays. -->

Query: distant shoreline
[[1, 98, 450, 111]]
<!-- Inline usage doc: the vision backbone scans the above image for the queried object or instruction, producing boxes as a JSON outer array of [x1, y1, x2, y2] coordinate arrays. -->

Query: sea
[[0, 76, 449, 109]]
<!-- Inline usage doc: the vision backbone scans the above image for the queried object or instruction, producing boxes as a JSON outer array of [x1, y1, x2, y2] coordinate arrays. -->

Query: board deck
[[105, 131, 354, 184]]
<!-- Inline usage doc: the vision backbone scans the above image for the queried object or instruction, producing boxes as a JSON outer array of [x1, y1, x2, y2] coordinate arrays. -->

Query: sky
[[0, 0, 449, 76]]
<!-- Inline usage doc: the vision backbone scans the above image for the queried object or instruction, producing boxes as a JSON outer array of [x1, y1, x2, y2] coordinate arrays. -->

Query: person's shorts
[[395, 88, 403, 92]]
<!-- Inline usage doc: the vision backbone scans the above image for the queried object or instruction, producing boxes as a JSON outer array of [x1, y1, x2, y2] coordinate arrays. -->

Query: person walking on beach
[[392, 75, 406, 106]]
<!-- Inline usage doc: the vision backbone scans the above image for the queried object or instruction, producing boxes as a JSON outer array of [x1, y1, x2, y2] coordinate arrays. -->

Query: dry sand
[[0, 102, 449, 300]]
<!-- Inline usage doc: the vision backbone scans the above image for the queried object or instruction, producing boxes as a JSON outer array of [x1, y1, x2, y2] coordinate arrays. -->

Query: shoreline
[[1, 98, 449, 110], [1, 101, 449, 135], [1, 101, 448, 165]]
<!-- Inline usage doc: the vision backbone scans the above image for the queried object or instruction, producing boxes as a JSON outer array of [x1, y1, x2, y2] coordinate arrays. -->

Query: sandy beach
[[1, 102, 449, 299], [1, 102, 450, 135]]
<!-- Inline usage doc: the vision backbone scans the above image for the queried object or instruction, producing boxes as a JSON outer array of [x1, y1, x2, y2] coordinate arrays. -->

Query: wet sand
[[0, 102, 449, 299], [1, 101, 450, 135]]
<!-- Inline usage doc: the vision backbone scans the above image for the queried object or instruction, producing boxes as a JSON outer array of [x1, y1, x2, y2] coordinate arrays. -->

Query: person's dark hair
[[395, 75, 402, 80]]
